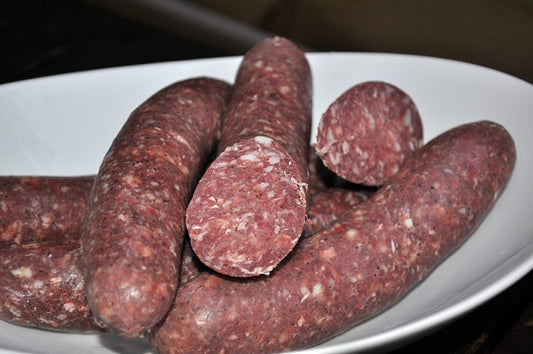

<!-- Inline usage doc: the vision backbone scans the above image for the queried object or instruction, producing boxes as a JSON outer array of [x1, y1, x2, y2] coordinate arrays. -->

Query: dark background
[[2, 0, 533, 353]]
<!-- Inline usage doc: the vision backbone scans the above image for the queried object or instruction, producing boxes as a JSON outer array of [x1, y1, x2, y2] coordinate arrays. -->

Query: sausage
[[149, 121, 516, 353], [0, 240, 100, 333], [0, 176, 93, 247], [186, 36, 312, 277], [303, 186, 374, 237], [81, 77, 232, 337], [314, 81, 423, 186]]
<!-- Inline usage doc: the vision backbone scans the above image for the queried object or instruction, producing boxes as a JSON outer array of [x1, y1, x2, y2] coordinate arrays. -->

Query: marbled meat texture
[[0, 240, 100, 333], [150, 121, 516, 353], [314, 81, 423, 186], [0, 176, 93, 247], [186, 37, 312, 277], [81, 77, 232, 337]]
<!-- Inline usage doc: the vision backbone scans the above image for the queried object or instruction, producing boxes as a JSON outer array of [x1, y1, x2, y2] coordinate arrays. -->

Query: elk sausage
[[186, 36, 312, 277], [81, 77, 232, 337]]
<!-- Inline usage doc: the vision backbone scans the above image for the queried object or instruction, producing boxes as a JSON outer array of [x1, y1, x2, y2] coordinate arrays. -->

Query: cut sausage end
[[314, 81, 423, 186], [186, 137, 308, 277]]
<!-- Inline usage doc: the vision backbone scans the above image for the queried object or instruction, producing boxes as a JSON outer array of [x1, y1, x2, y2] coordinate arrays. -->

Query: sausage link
[[186, 36, 312, 277], [81, 77, 232, 337], [149, 121, 516, 353], [0, 176, 93, 247], [314, 81, 423, 186]]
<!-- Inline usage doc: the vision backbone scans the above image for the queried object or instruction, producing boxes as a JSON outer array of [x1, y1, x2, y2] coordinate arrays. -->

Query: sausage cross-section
[[186, 37, 312, 277], [80, 77, 232, 337], [150, 121, 516, 353], [314, 81, 423, 186]]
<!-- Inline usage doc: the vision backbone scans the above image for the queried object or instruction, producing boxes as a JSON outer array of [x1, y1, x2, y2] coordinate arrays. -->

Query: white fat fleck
[[403, 218, 413, 228], [342, 141, 350, 154], [326, 128, 337, 144], [403, 110, 412, 126], [300, 286, 310, 303], [279, 85, 291, 95], [258, 182, 269, 190], [254, 136, 273, 146], [144, 192, 156, 200], [195, 231, 208, 242], [60, 186, 70, 193], [367, 113, 376, 130], [443, 168, 455, 174], [268, 156, 281, 164], [150, 181, 159, 186], [11, 266, 33, 278], [63, 302, 76, 312], [297, 316, 306, 326], [329, 152, 342, 166], [180, 165, 190, 176], [274, 224, 280, 234], [32, 280, 44, 289], [391, 240, 396, 253], [312, 283, 323, 297], [175, 134, 192, 149], [57, 314, 67, 321], [345, 229, 358, 240], [118, 214, 127, 222], [240, 153, 260, 162], [394, 141, 401, 152], [458, 207, 467, 215], [253, 60, 264, 68], [41, 214, 52, 228]]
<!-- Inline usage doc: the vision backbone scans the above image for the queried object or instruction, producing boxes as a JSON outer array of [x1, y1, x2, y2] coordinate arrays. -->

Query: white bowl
[[1, 53, 532, 354]]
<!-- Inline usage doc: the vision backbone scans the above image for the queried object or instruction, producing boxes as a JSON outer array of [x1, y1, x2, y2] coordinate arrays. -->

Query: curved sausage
[[0, 240, 100, 333], [303, 186, 374, 237], [81, 77, 232, 337], [186, 37, 312, 277], [150, 121, 516, 353], [0, 176, 93, 247], [314, 81, 423, 186]]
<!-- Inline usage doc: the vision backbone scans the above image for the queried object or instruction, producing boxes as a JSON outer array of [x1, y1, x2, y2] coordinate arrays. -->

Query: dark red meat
[[186, 37, 312, 277], [150, 121, 516, 353], [314, 81, 423, 186], [0, 176, 93, 247], [81, 77, 232, 337]]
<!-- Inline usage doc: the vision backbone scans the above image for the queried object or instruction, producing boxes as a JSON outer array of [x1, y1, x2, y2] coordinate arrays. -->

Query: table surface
[[2, 1, 533, 353]]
